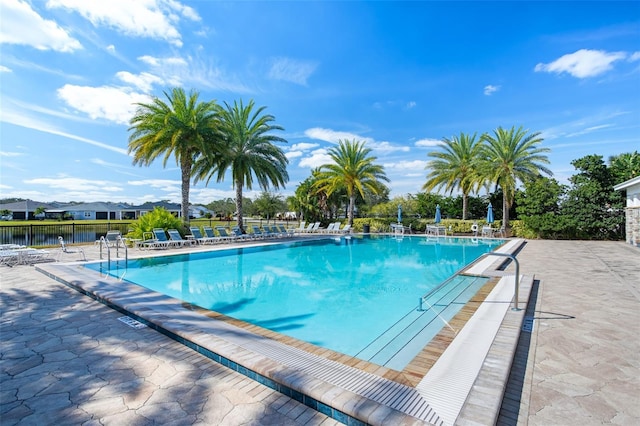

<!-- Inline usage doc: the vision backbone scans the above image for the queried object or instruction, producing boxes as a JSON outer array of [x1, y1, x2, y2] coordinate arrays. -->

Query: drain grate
[[118, 316, 147, 329], [522, 316, 534, 333]]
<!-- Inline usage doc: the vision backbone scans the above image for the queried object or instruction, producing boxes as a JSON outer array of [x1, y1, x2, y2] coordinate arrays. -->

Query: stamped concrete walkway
[[1, 239, 639, 425], [0, 264, 340, 425], [499, 240, 640, 426]]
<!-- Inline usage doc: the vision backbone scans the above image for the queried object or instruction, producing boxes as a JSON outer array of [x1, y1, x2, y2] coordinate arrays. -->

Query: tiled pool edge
[[35, 264, 443, 426]]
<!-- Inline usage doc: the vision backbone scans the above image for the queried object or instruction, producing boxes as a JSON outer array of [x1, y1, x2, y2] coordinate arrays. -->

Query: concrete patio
[[1, 238, 638, 425]]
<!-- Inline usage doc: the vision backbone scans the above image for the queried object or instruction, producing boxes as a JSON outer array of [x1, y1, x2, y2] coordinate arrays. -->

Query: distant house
[[189, 205, 215, 219], [130, 201, 182, 218], [53, 202, 130, 220], [0, 199, 186, 221], [0, 200, 55, 220], [614, 176, 640, 247]]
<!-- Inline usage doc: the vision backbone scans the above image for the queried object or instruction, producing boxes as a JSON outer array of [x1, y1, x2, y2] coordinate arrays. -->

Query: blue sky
[[1, 1, 639, 205]]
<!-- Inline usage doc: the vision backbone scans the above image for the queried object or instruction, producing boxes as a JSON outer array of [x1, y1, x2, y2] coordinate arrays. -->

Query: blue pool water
[[87, 235, 503, 370]]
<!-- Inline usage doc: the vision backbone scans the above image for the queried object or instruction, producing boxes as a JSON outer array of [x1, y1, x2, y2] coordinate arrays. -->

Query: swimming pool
[[87, 235, 503, 370]]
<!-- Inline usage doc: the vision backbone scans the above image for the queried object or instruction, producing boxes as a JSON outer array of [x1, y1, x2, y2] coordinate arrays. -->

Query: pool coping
[[35, 236, 531, 426]]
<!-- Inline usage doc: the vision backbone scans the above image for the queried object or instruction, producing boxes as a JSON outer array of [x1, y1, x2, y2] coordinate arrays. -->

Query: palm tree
[[128, 88, 219, 226], [481, 125, 552, 228], [314, 139, 389, 226], [423, 132, 483, 220], [193, 99, 288, 231]]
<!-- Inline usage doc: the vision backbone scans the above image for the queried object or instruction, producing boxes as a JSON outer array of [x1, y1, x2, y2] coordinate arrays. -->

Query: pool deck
[[1, 237, 639, 425]]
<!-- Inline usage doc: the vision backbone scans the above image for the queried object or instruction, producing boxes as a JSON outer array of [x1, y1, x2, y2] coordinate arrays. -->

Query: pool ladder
[[98, 236, 128, 270]]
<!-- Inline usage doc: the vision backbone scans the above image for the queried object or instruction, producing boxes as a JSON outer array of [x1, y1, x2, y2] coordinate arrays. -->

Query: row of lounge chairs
[[0, 244, 52, 266], [136, 221, 352, 250], [137, 228, 198, 250], [189, 225, 294, 245], [293, 221, 351, 234]]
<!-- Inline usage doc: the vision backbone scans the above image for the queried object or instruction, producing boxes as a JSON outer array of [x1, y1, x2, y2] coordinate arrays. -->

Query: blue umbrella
[[435, 204, 441, 224], [397, 204, 402, 224], [487, 203, 494, 224]]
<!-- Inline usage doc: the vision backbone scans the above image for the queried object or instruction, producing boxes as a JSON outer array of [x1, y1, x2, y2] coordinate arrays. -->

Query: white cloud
[[383, 160, 429, 172], [565, 124, 614, 138], [298, 148, 332, 168], [0, 0, 82, 52], [304, 127, 373, 144], [0, 101, 129, 154], [484, 84, 500, 95], [414, 138, 442, 147], [406, 101, 417, 109], [268, 57, 318, 85], [0, 65, 12, 72], [57, 84, 151, 125], [290, 142, 319, 151], [0, 151, 23, 157], [106, 44, 115, 52], [128, 179, 181, 192], [534, 49, 627, 78], [285, 151, 303, 159], [116, 71, 163, 92], [47, 0, 200, 47], [369, 141, 410, 153], [137, 54, 250, 93], [629, 51, 640, 62], [25, 175, 123, 192]]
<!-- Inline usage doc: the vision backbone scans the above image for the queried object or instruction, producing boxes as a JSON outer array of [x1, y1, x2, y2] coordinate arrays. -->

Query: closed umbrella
[[487, 203, 494, 224], [397, 204, 402, 224], [435, 204, 441, 224]]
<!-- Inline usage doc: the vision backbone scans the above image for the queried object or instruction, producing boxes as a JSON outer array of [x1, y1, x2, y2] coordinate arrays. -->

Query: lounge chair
[[338, 224, 351, 234], [212, 226, 236, 242], [481, 226, 494, 238], [167, 229, 194, 247], [189, 226, 219, 244], [309, 222, 321, 233], [293, 221, 307, 234], [105, 230, 122, 247], [138, 230, 171, 250], [232, 226, 253, 241], [278, 224, 294, 237], [251, 226, 270, 239], [57, 236, 86, 261], [269, 225, 285, 237], [153, 228, 182, 248]]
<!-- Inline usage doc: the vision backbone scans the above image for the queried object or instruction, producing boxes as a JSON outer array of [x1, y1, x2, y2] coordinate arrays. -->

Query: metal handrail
[[99, 236, 128, 270], [477, 252, 521, 311]]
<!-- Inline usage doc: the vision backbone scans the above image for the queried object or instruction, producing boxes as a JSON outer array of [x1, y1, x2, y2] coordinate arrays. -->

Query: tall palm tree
[[128, 88, 219, 226], [481, 125, 552, 228], [193, 99, 288, 231], [423, 132, 483, 220], [314, 139, 389, 226]]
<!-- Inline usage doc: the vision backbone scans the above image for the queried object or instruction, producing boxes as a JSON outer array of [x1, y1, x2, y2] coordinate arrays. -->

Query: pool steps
[[356, 275, 487, 370]]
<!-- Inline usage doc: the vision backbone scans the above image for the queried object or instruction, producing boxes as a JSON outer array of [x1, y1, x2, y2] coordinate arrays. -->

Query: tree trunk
[[462, 193, 468, 220], [180, 158, 191, 227], [348, 194, 356, 226], [235, 182, 244, 232], [502, 190, 509, 229]]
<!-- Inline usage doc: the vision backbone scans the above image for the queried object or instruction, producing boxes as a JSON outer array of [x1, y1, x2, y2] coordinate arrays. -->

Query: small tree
[[516, 177, 568, 238], [34, 206, 46, 219], [127, 207, 183, 239], [254, 191, 286, 222]]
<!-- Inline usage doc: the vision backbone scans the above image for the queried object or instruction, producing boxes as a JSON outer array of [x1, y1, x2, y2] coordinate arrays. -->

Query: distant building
[[0, 200, 55, 220], [614, 176, 640, 247]]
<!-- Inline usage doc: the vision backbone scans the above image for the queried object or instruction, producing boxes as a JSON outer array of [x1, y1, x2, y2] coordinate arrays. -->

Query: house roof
[[0, 200, 56, 211], [131, 201, 181, 210], [614, 175, 640, 191], [58, 202, 130, 211]]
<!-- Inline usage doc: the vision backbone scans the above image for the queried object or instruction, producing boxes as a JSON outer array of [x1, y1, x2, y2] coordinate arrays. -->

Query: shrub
[[127, 207, 184, 239]]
